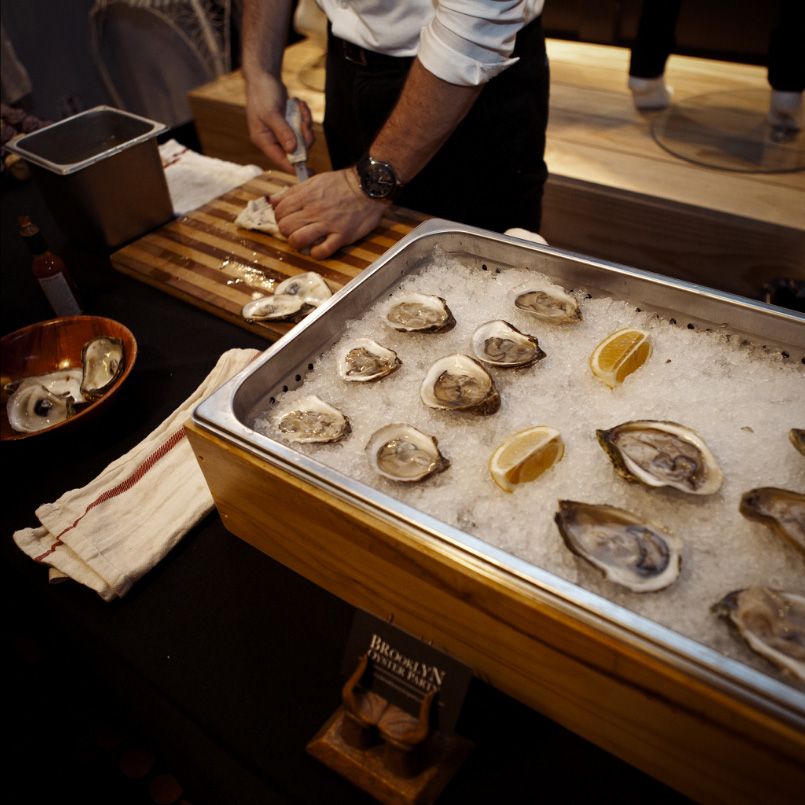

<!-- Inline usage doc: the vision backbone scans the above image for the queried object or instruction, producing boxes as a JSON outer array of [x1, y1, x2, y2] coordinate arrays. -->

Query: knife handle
[[285, 98, 307, 165]]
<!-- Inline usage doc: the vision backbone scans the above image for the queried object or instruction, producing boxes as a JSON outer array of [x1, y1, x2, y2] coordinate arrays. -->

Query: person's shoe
[[628, 75, 673, 110], [768, 90, 802, 142]]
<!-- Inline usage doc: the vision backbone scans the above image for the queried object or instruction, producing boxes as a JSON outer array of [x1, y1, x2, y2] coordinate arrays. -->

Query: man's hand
[[245, 72, 314, 173], [271, 169, 388, 259]]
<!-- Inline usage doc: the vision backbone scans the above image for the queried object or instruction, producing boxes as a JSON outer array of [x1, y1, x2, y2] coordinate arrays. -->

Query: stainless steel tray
[[193, 219, 805, 726]]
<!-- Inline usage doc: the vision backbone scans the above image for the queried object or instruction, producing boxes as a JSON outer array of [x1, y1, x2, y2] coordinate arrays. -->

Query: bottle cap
[[18, 215, 39, 237]]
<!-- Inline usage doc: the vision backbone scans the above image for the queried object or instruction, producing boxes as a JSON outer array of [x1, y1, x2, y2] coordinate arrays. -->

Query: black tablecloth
[[1, 171, 686, 804]]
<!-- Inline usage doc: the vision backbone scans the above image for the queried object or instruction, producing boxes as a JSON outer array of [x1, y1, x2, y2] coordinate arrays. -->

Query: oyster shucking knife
[[285, 98, 309, 182]]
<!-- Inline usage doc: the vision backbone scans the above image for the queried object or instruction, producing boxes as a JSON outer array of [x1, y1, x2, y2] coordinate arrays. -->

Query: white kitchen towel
[[13, 348, 261, 602], [159, 138, 263, 215], [504, 228, 548, 245]]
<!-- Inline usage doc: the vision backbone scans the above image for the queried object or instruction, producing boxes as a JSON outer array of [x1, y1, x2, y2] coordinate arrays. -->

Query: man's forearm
[[242, 0, 293, 80], [369, 59, 482, 184]]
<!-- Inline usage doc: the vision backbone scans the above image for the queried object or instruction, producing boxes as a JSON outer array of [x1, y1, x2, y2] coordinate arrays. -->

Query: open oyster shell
[[366, 424, 449, 482], [382, 293, 455, 333], [81, 336, 125, 400], [242, 294, 307, 323], [6, 382, 76, 433], [554, 500, 682, 592], [420, 354, 500, 415], [596, 420, 723, 495], [713, 587, 805, 683], [276, 395, 350, 443], [338, 338, 401, 382], [740, 487, 805, 555], [471, 320, 546, 369], [514, 283, 581, 324], [9, 369, 85, 405]]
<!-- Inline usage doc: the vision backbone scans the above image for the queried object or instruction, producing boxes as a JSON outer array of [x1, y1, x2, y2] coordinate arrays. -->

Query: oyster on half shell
[[275, 272, 332, 307], [10, 369, 85, 405], [471, 320, 546, 369], [6, 382, 76, 433], [554, 500, 682, 592], [420, 354, 500, 415], [382, 293, 455, 333], [713, 587, 805, 683], [241, 294, 306, 323], [740, 487, 805, 554], [514, 284, 581, 324], [338, 338, 401, 382], [81, 336, 125, 400], [276, 395, 350, 443], [366, 424, 449, 482], [596, 420, 723, 495]]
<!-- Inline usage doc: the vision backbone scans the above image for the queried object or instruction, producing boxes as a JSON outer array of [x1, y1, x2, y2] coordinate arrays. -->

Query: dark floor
[[7, 610, 691, 805], [9, 628, 193, 805]]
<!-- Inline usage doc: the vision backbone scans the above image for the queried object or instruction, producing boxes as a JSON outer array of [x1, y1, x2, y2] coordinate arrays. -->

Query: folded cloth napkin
[[159, 138, 263, 216], [13, 348, 261, 602], [504, 228, 548, 245]]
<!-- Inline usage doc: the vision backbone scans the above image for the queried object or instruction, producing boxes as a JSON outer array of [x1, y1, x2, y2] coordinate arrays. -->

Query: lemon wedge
[[589, 328, 652, 388], [489, 426, 564, 493]]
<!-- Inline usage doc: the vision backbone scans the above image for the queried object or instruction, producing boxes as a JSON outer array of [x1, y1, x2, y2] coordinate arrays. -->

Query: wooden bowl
[[1, 315, 137, 441]]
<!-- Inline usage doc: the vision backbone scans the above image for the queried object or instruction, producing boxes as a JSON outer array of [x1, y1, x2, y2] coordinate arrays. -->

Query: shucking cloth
[[159, 138, 262, 216], [12, 348, 261, 602]]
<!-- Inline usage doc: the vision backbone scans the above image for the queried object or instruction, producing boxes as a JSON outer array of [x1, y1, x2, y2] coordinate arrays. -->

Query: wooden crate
[[186, 420, 805, 805]]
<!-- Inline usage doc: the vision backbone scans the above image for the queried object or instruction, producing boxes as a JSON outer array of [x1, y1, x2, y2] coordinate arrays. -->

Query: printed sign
[[342, 609, 473, 734]]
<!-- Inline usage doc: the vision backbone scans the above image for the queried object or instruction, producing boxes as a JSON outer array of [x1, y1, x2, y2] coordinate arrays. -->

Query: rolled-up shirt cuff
[[417, 15, 520, 86]]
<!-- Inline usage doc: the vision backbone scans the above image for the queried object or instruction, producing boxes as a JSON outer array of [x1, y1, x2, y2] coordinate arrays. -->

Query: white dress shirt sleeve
[[418, 1, 542, 86]]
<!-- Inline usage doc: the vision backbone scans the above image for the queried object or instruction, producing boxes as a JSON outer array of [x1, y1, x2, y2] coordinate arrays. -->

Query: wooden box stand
[[307, 655, 473, 804]]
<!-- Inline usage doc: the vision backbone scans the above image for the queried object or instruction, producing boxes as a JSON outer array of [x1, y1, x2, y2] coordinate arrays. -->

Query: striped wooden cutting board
[[111, 171, 427, 341]]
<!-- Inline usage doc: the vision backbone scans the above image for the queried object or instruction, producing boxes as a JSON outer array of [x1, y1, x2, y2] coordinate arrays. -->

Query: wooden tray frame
[[186, 421, 805, 804]]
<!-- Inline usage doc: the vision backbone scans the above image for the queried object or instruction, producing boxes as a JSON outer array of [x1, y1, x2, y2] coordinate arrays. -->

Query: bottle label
[[39, 273, 82, 316]]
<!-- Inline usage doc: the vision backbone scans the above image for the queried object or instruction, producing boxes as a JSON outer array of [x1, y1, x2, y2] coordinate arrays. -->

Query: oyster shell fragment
[[276, 395, 350, 443], [81, 336, 125, 400], [420, 354, 500, 415], [596, 420, 723, 495], [554, 500, 682, 592], [338, 338, 400, 382], [713, 587, 805, 683], [366, 424, 449, 482], [790, 428, 805, 456], [382, 293, 455, 333], [471, 320, 546, 369], [6, 382, 76, 433], [739, 487, 805, 554], [514, 284, 581, 324]]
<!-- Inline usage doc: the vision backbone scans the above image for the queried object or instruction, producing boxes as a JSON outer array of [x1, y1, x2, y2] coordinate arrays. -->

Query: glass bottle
[[18, 215, 83, 316]]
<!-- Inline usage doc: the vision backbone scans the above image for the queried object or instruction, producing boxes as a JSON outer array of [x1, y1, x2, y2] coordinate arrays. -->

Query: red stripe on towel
[[34, 429, 188, 562]]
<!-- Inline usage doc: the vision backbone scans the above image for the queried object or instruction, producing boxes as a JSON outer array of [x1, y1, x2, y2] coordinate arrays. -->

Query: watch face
[[359, 157, 399, 199]]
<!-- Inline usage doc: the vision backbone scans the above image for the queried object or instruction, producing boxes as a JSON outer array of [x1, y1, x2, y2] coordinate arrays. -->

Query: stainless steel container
[[7, 105, 172, 249], [189, 221, 805, 800]]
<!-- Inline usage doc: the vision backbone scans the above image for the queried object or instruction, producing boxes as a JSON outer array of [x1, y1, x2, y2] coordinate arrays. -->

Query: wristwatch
[[355, 153, 403, 200]]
